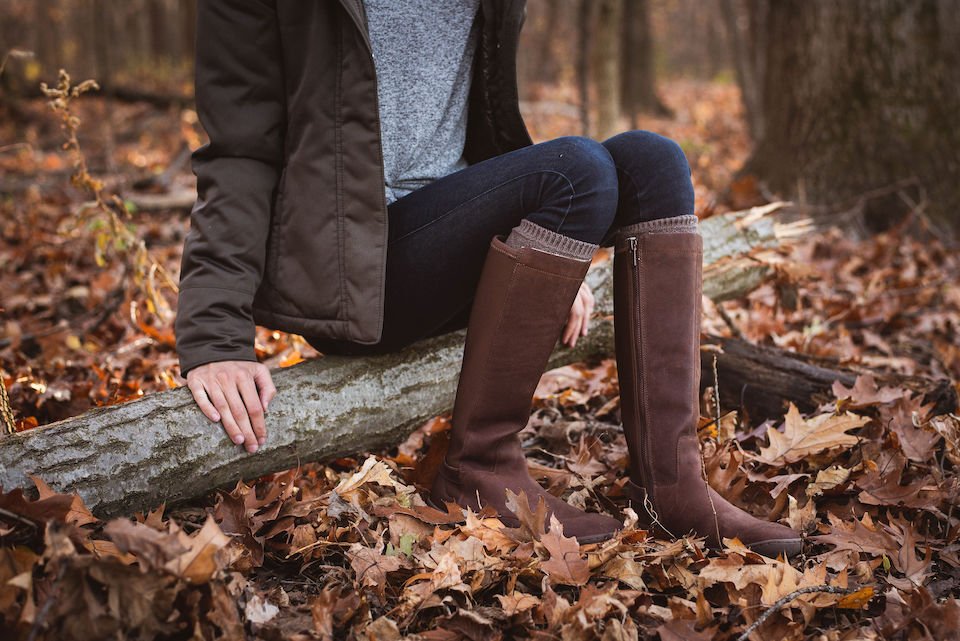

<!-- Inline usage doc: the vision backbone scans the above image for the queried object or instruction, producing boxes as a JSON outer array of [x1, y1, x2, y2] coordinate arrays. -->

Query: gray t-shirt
[[362, 0, 481, 205]]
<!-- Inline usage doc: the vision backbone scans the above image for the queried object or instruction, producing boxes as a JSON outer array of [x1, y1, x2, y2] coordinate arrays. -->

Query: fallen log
[[702, 336, 958, 423], [0, 207, 801, 517]]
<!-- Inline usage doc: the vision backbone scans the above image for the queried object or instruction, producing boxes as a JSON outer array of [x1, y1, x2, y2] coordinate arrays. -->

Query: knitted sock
[[620, 214, 699, 236], [505, 219, 598, 261]]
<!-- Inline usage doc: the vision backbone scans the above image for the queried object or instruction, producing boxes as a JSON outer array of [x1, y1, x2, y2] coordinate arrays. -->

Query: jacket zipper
[[628, 236, 651, 496]]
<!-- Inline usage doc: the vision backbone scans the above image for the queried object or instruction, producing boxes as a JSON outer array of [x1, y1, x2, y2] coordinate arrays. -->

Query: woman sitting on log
[[176, 0, 801, 557]]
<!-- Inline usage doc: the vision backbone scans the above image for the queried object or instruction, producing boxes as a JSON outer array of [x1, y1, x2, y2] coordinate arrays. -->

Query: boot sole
[[745, 536, 803, 559]]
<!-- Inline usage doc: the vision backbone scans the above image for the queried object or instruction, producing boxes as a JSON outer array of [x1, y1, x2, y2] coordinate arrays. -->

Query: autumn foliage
[[1, 78, 959, 639]]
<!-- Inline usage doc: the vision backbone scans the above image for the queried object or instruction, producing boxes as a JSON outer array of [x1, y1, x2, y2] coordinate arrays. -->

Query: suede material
[[431, 235, 621, 543], [613, 225, 802, 557]]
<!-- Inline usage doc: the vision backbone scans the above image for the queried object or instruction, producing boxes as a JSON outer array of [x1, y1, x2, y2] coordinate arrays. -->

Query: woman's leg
[[305, 135, 619, 355], [598, 129, 696, 245]]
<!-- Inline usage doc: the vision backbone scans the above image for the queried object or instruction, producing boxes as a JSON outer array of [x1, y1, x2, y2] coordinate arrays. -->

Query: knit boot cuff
[[620, 214, 699, 236], [505, 219, 598, 261]]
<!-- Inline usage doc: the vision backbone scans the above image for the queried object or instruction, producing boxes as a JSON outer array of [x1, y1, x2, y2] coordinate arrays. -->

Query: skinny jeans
[[305, 129, 695, 356]]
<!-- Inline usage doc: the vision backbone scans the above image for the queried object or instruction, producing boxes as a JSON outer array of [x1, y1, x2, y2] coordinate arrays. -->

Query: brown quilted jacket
[[175, 0, 533, 376]]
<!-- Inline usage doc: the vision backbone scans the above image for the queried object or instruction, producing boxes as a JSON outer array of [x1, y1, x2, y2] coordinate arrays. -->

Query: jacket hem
[[252, 306, 381, 345]]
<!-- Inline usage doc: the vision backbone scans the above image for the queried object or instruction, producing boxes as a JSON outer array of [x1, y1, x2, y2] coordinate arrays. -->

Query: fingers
[[564, 292, 584, 347], [218, 372, 259, 453], [581, 284, 594, 337], [565, 283, 594, 347], [187, 361, 277, 454], [237, 374, 267, 447], [188, 379, 220, 423], [254, 365, 277, 413], [204, 379, 246, 447]]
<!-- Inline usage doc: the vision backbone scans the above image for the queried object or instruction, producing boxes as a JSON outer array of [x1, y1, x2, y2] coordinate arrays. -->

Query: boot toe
[[740, 522, 802, 559], [560, 512, 622, 545]]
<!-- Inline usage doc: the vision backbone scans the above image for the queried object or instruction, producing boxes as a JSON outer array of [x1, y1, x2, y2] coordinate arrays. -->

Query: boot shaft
[[445, 236, 592, 472], [613, 228, 703, 488]]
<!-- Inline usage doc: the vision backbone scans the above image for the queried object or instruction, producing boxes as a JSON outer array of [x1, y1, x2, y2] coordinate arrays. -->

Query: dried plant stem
[[40, 69, 178, 328], [0, 370, 15, 436], [736, 585, 858, 641]]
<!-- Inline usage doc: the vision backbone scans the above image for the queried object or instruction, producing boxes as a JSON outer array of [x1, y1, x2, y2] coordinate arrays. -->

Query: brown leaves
[[754, 403, 867, 465], [538, 515, 590, 586], [5, 75, 960, 640], [105, 516, 230, 583], [0, 475, 97, 528], [833, 374, 906, 409], [346, 542, 404, 592]]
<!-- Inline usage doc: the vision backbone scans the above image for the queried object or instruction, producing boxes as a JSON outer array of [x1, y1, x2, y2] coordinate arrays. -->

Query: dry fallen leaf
[[754, 404, 868, 465], [539, 514, 590, 586]]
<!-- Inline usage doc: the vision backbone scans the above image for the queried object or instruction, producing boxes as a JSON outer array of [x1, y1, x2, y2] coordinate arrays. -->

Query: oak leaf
[[832, 374, 905, 408], [539, 514, 590, 586], [754, 404, 866, 465]]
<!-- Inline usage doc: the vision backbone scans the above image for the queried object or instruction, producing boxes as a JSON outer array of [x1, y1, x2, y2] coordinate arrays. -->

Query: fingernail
[[212, 413, 220, 422], [233, 435, 244, 444], [258, 437, 266, 446], [248, 443, 259, 453]]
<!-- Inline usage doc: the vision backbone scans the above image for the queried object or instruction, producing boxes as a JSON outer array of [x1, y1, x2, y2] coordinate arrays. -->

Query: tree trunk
[[0, 209, 800, 517], [742, 0, 960, 231], [721, 0, 767, 144], [620, 0, 671, 123], [593, 0, 622, 140], [148, 0, 169, 64], [178, 0, 196, 62], [577, 0, 593, 136]]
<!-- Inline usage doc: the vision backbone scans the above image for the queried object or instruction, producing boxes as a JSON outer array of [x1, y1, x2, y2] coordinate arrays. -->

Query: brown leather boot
[[430, 235, 622, 544], [613, 216, 801, 558]]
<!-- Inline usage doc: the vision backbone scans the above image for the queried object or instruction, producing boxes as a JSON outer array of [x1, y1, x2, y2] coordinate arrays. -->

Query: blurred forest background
[[3, 0, 959, 229], [1, 2, 960, 640]]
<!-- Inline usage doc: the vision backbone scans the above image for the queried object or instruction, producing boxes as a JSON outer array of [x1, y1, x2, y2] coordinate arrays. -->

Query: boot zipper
[[627, 236, 650, 496]]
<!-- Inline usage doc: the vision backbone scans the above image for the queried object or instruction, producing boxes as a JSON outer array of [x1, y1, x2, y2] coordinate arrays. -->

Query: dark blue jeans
[[305, 129, 695, 355]]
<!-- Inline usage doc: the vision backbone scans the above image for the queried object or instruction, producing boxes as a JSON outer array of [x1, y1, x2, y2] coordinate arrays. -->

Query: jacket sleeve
[[175, 0, 285, 378]]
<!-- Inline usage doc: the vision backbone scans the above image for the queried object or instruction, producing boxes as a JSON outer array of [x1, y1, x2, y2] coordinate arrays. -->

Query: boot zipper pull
[[628, 236, 638, 266]]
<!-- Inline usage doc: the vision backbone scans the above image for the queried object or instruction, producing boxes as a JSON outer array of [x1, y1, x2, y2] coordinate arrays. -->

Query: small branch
[[736, 585, 859, 641]]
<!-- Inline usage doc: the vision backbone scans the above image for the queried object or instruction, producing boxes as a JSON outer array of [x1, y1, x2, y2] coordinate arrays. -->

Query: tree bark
[[0, 209, 802, 517], [593, 0, 622, 140], [741, 0, 960, 231], [620, 0, 671, 122], [577, 0, 593, 136], [720, 0, 766, 143]]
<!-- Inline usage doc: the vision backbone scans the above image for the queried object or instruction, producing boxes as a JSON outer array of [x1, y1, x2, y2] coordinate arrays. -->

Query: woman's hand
[[562, 281, 594, 348], [186, 361, 277, 453]]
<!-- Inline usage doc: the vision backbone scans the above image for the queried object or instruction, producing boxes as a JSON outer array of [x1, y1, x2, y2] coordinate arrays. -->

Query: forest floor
[[1, 78, 959, 640]]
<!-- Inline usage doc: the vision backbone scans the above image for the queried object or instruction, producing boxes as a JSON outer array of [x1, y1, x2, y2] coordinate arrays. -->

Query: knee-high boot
[[430, 235, 622, 544], [613, 216, 802, 558]]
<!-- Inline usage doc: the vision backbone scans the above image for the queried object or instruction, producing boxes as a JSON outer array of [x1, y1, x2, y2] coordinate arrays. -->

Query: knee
[[604, 130, 692, 182], [552, 135, 619, 191], [550, 135, 619, 226], [603, 130, 695, 220]]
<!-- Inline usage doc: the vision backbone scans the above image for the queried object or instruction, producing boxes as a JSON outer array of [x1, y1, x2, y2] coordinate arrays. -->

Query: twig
[[0, 507, 38, 528], [736, 585, 859, 641], [28, 561, 67, 641], [716, 303, 745, 339]]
